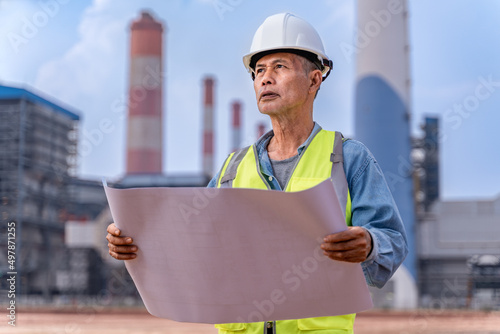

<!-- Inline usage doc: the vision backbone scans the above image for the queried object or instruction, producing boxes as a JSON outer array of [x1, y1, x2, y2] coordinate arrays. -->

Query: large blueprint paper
[[104, 179, 373, 324]]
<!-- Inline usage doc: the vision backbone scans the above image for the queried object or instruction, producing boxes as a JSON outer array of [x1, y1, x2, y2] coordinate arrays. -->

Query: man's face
[[253, 52, 311, 116]]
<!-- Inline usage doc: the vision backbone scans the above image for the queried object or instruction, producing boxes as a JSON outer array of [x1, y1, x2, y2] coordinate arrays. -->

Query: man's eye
[[256, 68, 264, 74], [276, 64, 284, 69]]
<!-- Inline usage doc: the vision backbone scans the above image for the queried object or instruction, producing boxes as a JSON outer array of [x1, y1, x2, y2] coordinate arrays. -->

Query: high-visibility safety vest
[[214, 129, 356, 334]]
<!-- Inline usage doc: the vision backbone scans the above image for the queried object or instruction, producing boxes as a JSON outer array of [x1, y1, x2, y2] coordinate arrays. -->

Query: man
[[107, 13, 407, 334]]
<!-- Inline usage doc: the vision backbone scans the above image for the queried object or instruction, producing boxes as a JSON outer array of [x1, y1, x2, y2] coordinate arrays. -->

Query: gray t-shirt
[[269, 154, 300, 189]]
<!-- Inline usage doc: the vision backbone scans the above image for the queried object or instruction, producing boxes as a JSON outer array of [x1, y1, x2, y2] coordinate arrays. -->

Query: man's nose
[[260, 70, 274, 85]]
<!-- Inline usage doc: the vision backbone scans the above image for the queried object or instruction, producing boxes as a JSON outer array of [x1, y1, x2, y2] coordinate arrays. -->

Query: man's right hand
[[106, 223, 137, 260]]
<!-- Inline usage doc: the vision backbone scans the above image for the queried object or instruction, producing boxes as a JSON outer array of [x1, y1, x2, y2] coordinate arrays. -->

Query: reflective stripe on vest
[[215, 129, 355, 334]]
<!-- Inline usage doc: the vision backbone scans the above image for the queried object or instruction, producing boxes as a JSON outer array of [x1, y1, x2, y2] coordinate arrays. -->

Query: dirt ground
[[2, 308, 499, 334]]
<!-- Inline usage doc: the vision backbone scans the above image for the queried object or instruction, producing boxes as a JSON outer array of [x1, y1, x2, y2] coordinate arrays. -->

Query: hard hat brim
[[243, 46, 330, 75], [243, 47, 332, 82]]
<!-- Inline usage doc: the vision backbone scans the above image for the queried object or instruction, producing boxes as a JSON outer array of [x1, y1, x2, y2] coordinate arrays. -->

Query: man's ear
[[309, 69, 322, 94]]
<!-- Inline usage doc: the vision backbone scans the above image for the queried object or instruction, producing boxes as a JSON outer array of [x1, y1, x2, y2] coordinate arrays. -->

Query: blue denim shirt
[[208, 123, 408, 288]]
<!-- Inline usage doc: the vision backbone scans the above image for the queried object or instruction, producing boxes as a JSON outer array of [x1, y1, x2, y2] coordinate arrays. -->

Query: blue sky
[[1, 0, 499, 199]]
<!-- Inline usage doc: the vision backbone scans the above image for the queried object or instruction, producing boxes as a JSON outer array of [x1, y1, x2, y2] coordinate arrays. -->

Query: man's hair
[[297, 56, 321, 99], [250, 48, 321, 71]]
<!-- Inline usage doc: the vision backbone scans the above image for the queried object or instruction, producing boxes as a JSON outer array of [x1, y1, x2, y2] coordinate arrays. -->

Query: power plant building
[[419, 196, 500, 308], [0, 84, 79, 295]]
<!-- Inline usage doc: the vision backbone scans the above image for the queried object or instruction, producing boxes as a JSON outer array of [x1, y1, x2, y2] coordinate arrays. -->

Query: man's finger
[[323, 226, 367, 243], [320, 238, 364, 252], [323, 229, 357, 243], [323, 249, 366, 263], [106, 223, 121, 236], [109, 249, 137, 260], [108, 243, 137, 254], [106, 233, 133, 245]]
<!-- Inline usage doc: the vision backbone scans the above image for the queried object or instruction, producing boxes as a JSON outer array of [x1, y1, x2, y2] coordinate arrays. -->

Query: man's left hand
[[321, 226, 373, 263]]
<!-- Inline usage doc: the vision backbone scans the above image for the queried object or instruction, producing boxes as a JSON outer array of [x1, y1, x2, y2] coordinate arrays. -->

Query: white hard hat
[[243, 13, 333, 81]]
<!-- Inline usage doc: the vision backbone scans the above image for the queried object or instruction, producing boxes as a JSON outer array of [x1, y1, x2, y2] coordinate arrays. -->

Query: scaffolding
[[0, 85, 78, 300]]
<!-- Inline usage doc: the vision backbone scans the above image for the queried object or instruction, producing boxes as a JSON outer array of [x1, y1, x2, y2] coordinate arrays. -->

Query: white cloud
[[34, 1, 128, 101], [85, 0, 114, 13], [33, 0, 134, 177], [319, 0, 354, 30], [0, 1, 40, 81]]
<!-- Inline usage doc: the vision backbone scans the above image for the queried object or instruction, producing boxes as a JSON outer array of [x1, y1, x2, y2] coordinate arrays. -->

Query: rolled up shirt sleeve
[[343, 140, 408, 288]]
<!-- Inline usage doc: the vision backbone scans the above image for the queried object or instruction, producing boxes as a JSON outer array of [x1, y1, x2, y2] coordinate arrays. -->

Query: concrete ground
[[2, 309, 500, 334]]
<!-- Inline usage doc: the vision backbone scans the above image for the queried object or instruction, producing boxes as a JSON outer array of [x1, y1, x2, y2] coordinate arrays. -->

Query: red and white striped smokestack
[[231, 100, 242, 152], [257, 122, 267, 139], [202, 76, 215, 177], [126, 11, 164, 175]]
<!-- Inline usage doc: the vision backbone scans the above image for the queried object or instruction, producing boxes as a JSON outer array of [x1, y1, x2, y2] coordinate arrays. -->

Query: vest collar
[[255, 122, 323, 176]]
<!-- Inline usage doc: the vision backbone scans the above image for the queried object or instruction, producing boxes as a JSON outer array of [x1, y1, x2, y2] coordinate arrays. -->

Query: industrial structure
[[413, 117, 440, 213], [413, 119, 499, 308], [0, 84, 102, 297], [354, 0, 499, 309], [126, 11, 164, 175], [419, 196, 500, 308], [202, 76, 215, 177], [230, 100, 242, 153], [467, 255, 500, 308], [120, 11, 210, 189], [354, 0, 417, 307], [257, 122, 267, 139]]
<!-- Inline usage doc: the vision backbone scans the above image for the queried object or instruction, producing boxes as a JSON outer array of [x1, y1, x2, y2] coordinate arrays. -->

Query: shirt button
[[269, 176, 273, 181]]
